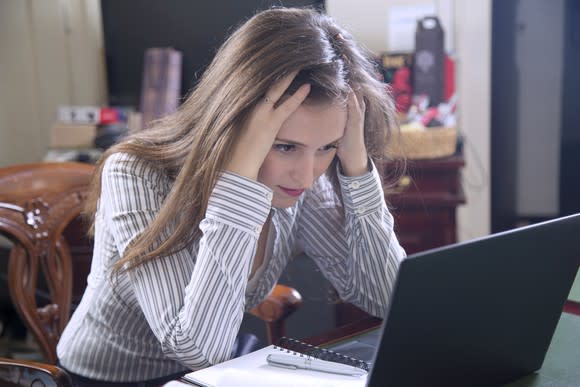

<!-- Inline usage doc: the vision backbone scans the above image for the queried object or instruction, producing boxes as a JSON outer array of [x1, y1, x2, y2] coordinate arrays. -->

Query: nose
[[291, 155, 316, 189]]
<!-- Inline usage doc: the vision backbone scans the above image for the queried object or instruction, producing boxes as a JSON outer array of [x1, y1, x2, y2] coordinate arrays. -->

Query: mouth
[[279, 186, 305, 198]]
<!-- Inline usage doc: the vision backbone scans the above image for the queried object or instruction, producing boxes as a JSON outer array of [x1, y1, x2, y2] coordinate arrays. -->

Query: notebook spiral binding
[[274, 336, 371, 372]]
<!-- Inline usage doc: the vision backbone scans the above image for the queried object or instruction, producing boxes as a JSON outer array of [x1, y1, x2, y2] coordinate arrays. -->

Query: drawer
[[393, 209, 457, 254], [380, 156, 464, 197]]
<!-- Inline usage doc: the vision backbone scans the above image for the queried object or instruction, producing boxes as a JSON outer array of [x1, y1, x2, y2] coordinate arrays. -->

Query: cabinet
[[384, 154, 466, 254], [335, 154, 466, 326]]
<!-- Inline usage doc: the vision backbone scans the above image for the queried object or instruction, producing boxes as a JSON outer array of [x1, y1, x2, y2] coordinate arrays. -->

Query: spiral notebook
[[180, 337, 369, 387]]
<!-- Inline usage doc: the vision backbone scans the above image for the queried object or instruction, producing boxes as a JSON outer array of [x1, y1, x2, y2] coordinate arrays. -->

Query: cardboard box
[[50, 122, 97, 148], [58, 106, 100, 124], [57, 106, 119, 124]]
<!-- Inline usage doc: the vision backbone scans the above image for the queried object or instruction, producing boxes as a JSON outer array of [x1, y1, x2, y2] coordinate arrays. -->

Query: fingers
[[261, 71, 311, 123], [226, 72, 309, 180], [265, 71, 300, 103], [346, 89, 365, 131], [338, 89, 368, 176], [347, 89, 365, 118], [274, 83, 311, 119]]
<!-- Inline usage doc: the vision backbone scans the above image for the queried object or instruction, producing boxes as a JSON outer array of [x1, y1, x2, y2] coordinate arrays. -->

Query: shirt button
[[254, 225, 261, 234], [265, 192, 273, 201], [356, 207, 366, 215], [349, 181, 361, 189]]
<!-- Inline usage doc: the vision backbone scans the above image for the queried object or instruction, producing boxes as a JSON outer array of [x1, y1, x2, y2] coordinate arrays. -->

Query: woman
[[57, 6, 406, 386]]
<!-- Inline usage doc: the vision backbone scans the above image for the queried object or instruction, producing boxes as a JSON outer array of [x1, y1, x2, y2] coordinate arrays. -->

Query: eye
[[319, 143, 338, 152], [273, 143, 296, 153]]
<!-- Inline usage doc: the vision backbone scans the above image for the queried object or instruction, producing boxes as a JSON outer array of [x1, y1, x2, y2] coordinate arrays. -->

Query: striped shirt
[[56, 152, 406, 382]]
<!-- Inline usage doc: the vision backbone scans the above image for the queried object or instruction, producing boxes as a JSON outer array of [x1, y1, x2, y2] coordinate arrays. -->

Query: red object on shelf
[[391, 67, 413, 113], [444, 54, 455, 102], [420, 107, 439, 126], [99, 108, 119, 125]]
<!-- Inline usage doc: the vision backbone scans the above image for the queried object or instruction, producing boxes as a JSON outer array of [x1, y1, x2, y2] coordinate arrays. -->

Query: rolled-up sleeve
[[297, 161, 406, 317]]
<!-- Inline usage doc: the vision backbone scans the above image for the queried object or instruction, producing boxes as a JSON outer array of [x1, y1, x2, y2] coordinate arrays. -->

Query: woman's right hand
[[226, 71, 311, 180]]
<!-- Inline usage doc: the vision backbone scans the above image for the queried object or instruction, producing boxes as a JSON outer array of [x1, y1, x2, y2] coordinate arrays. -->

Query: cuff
[[337, 160, 385, 216]]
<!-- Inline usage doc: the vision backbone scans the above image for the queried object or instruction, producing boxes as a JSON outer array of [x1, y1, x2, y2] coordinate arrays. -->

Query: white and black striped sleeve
[[298, 160, 406, 318], [102, 155, 272, 369]]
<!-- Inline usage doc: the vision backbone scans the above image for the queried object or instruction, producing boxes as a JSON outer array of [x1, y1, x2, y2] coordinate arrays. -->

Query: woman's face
[[257, 102, 347, 208]]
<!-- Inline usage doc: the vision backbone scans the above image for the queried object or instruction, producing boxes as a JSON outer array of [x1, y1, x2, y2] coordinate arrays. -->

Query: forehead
[[277, 102, 347, 145]]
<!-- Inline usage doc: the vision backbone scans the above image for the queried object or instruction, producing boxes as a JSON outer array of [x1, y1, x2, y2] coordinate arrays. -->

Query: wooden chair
[[0, 358, 72, 387], [0, 162, 301, 382]]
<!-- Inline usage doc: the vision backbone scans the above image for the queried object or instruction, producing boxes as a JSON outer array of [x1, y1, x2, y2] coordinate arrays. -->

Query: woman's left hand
[[337, 90, 369, 177]]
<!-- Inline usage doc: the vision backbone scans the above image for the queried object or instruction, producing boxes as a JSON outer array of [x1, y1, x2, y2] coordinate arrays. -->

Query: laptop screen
[[350, 214, 579, 387]]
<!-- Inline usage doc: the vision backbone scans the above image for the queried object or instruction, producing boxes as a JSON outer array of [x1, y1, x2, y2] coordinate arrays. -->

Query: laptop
[[332, 214, 580, 387]]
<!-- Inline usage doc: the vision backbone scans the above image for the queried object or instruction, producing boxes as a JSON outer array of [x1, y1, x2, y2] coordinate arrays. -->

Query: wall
[[492, 0, 579, 230], [514, 0, 564, 217], [326, 0, 454, 53], [0, 0, 492, 240], [559, 0, 580, 217], [0, 0, 106, 167], [453, 1, 491, 241], [327, 0, 492, 240]]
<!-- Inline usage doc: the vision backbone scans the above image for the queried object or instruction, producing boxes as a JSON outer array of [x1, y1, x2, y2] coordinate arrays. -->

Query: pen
[[266, 353, 368, 377]]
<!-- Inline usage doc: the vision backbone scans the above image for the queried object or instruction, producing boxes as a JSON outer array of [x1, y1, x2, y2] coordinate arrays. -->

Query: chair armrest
[[249, 284, 303, 343], [0, 357, 73, 387]]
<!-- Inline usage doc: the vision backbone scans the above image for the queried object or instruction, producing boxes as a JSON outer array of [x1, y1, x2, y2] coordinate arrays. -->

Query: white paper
[[182, 345, 366, 387]]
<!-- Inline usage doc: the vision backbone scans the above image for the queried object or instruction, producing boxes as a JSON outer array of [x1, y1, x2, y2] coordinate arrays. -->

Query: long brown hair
[[85, 7, 399, 274]]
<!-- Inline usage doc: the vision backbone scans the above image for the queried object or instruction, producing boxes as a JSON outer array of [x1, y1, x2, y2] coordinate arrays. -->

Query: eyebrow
[[274, 136, 343, 147]]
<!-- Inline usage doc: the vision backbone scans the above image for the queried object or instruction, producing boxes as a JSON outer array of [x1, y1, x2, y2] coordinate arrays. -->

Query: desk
[[506, 313, 580, 387], [382, 154, 466, 255], [305, 312, 580, 387]]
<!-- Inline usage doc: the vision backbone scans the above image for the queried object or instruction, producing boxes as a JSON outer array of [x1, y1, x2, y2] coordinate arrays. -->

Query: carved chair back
[[0, 162, 94, 364], [0, 161, 302, 367]]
